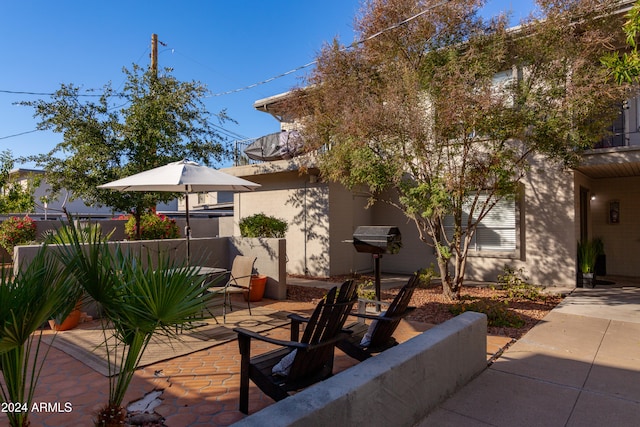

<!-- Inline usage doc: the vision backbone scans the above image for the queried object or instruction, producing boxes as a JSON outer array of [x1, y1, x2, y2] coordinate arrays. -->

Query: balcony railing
[[234, 138, 260, 166], [233, 131, 313, 166], [594, 131, 627, 149]]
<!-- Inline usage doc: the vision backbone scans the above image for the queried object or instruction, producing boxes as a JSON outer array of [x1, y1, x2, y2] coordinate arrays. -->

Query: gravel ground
[[287, 281, 565, 340]]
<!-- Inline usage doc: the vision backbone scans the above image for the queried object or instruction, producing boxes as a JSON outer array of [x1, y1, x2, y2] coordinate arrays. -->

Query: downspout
[[237, 193, 241, 236]]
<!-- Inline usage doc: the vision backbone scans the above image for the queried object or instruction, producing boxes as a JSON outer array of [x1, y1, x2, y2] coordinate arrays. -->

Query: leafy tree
[[0, 150, 39, 214], [288, 0, 630, 300], [20, 64, 231, 236], [602, 0, 640, 83]]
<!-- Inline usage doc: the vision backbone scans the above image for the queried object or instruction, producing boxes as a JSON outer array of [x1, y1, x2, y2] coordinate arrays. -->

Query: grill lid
[[352, 226, 402, 254]]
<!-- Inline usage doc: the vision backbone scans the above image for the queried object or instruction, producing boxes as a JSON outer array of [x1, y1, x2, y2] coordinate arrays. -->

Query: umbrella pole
[[185, 192, 191, 264]]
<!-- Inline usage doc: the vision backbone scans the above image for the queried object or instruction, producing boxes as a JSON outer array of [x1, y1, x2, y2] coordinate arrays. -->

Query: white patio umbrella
[[98, 159, 260, 262]]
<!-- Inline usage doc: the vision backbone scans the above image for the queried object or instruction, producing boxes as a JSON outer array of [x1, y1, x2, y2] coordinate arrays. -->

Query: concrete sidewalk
[[418, 285, 640, 427]]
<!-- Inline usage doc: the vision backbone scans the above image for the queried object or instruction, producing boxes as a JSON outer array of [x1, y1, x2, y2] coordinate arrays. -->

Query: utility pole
[[151, 33, 158, 77]]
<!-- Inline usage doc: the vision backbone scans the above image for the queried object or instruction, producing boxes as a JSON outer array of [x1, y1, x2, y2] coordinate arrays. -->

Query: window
[[491, 70, 513, 91], [197, 192, 207, 205], [490, 68, 518, 108], [444, 194, 518, 253], [595, 102, 627, 148], [472, 197, 516, 251]]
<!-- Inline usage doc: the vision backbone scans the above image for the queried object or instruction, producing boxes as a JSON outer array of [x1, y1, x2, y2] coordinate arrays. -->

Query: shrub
[[450, 297, 525, 328], [45, 222, 113, 244], [0, 216, 37, 254], [496, 265, 544, 301], [357, 280, 376, 300], [417, 264, 438, 288], [239, 213, 288, 238], [124, 212, 180, 240]]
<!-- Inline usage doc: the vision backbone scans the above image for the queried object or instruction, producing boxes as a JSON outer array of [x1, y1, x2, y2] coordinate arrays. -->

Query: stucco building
[[221, 2, 640, 287]]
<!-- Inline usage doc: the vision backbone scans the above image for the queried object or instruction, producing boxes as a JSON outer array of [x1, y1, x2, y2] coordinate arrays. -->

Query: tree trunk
[[437, 256, 461, 301], [445, 235, 473, 301], [441, 278, 458, 301]]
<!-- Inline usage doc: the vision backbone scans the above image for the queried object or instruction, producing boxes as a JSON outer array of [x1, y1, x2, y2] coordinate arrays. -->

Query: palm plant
[[51, 218, 214, 426], [44, 221, 115, 245], [0, 245, 79, 427]]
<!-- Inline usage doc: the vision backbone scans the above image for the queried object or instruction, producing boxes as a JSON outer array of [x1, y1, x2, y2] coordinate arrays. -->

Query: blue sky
[[0, 1, 536, 169]]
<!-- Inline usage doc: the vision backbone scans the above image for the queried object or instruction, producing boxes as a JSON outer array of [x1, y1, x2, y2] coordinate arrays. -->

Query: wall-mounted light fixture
[[590, 194, 596, 201], [609, 200, 620, 224]]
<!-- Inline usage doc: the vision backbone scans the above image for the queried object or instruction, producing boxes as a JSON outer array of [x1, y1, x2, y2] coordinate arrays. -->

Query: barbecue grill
[[352, 226, 402, 302]]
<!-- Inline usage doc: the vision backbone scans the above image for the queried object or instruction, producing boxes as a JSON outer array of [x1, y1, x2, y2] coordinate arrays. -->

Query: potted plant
[[593, 237, 606, 276], [578, 239, 597, 288], [49, 301, 82, 331], [239, 213, 288, 301]]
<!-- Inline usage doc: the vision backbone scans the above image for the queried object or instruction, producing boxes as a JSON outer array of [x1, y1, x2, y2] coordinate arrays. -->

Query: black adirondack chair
[[234, 280, 358, 414], [337, 273, 419, 361]]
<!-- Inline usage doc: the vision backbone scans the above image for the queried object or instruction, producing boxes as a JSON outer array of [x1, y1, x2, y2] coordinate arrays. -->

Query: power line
[[0, 129, 39, 140], [207, 0, 452, 97], [357, 0, 451, 44], [207, 60, 318, 97], [207, 120, 249, 141], [2, 2, 452, 100], [1, 2, 453, 141], [0, 89, 103, 97]]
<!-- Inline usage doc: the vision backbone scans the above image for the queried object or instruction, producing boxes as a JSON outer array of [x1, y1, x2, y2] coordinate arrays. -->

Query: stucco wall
[[369, 156, 578, 287], [231, 173, 384, 277], [460, 158, 576, 286], [223, 155, 580, 286], [219, 216, 235, 237], [235, 312, 487, 427], [228, 237, 287, 299], [370, 191, 434, 275], [233, 171, 330, 277], [13, 236, 287, 311], [328, 183, 373, 275]]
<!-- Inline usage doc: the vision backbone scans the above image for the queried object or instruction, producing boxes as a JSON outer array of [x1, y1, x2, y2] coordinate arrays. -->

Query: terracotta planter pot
[[244, 275, 267, 302], [49, 309, 81, 331], [49, 301, 82, 331]]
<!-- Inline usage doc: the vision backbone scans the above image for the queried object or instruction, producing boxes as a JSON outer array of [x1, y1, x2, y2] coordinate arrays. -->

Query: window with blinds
[[444, 195, 517, 252]]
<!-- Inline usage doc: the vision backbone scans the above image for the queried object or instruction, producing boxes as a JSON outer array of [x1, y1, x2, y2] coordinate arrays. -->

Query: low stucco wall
[[234, 311, 487, 427], [13, 236, 288, 304], [228, 237, 287, 300]]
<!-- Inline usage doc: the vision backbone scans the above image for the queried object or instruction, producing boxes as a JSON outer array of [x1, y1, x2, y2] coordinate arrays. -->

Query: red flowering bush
[[123, 212, 180, 240], [0, 216, 37, 254]]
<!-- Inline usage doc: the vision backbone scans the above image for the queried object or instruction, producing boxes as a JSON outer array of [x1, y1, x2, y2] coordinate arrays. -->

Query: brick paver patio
[[1, 297, 510, 426]]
